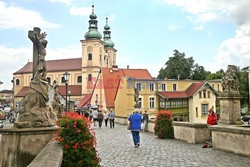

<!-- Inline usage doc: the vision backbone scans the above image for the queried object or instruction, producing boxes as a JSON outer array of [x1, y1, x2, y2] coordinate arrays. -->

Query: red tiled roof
[[158, 81, 205, 99], [77, 93, 91, 108], [158, 91, 188, 99], [58, 85, 82, 96], [15, 86, 29, 97], [121, 69, 152, 79], [14, 58, 82, 74], [102, 67, 152, 107], [15, 85, 81, 97], [185, 82, 205, 96]]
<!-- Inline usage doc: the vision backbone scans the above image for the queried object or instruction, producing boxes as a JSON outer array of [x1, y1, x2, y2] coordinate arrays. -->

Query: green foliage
[[154, 110, 174, 139], [205, 69, 224, 80], [191, 64, 208, 80], [54, 112, 101, 167], [158, 50, 194, 79]]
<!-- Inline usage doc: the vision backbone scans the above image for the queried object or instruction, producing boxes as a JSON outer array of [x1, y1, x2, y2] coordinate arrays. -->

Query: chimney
[[127, 65, 129, 69], [112, 65, 118, 71], [177, 75, 180, 80]]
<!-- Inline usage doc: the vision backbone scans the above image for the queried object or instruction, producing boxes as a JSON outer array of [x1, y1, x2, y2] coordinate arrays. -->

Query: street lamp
[[68, 89, 71, 111], [63, 71, 70, 112]]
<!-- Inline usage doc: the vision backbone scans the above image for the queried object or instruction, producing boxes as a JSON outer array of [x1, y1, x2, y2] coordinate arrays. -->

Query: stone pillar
[[218, 93, 243, 125]]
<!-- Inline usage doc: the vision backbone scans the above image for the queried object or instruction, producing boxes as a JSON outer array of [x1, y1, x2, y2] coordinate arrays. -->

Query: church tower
[[103, 17, 117, 67], [81, 5, 104, 95]]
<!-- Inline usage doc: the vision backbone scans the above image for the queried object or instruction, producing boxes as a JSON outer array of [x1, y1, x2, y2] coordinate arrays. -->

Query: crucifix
[[28, 27, 41, 79]]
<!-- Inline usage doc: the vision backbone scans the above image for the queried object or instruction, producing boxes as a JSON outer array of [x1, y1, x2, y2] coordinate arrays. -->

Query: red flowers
[[54, 112, 101, 166]]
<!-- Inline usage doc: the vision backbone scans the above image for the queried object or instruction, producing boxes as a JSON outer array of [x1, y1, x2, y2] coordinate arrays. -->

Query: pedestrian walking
[[103, 111, 109, 127], [97, 110, 104, 128], [142, 110, 149, 132], [108, 109, 115, 128], [128, 108, 142, 148], [92, 109, 98, 128]]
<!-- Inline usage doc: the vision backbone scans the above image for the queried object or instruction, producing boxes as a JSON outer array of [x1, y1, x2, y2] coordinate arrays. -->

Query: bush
[[154, 110, 174, 139], [54, 112, 101, 167]]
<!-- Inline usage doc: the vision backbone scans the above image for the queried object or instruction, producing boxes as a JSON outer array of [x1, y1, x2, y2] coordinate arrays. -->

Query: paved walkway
[[95, 124, 250, 167]]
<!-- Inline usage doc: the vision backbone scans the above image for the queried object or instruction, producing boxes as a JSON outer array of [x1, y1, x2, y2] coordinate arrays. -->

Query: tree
[[205, 69, 224, 80], [191, 64, 208, 80], [158, 50, 194, 79]]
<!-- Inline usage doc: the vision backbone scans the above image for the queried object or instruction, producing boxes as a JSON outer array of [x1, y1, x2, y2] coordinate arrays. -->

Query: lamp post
[[68, 89, 71, 111], [63, 71, 70, 112], [95, 94, 98, 110]]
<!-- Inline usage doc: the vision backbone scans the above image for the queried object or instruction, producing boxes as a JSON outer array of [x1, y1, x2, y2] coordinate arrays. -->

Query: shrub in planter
[[54, 112, 101, 167], [154, 110, 174, 139]]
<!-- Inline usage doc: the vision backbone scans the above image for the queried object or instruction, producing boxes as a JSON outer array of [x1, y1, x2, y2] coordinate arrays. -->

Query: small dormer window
[[88, 53, 92, 60], [16, 79, 20, 85], [88, 74, 92, 81]]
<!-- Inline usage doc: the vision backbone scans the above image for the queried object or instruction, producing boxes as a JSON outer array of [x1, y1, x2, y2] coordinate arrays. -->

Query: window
[[77, 76, 82, 83], [199, 92, 202, 98], [173, 84, 177, 91], [149, 97, 155, 108], [139, 97, 142, 108], [208, 91, 210, 98], [137, 83, 142, 91], [16, 79, 20, 85], [217, 84, 220, 91], [100, 54, 102, 61], [161, 84, 166, 91], [61, 77, 65, 83], [88, 53, 92, 60], [47, 77, 51, 84], [202, 104, 208, 116], [149, 83, 154, 91], [212, 84, 214, 88], [203, 90, 206, 98], [88, 74, 92, 81], [196, 107, 198, 117]]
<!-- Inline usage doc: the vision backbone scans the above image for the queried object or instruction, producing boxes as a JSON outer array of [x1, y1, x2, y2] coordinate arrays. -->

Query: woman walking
[[128, 108, 142, 148]]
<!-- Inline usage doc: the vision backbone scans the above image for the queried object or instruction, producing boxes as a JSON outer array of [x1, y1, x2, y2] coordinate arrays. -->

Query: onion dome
[[103, 17, 115, 48], [84, 5, 102, 40]]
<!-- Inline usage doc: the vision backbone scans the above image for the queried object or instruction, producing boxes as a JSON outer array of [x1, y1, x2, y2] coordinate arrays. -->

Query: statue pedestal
[[0, 126, 56, 167], [218, 93, 243, 125]]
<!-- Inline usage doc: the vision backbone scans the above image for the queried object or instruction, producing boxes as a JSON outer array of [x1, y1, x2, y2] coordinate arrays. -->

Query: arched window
[[100, 54, 102, 61], [88, 53, 92, 60], [47, 77, 51, 84], [16, 79, 20, 85], [61, 77, 66, 83], [88, 74, 92, 81], [77, 76, 82, 83]]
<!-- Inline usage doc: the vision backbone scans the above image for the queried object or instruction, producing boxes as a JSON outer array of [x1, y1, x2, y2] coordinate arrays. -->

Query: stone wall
[[27, 140, 63, 167], [210, 125, 250, 156], [0, 127, 55, 167], [173, 122, 210, 144]]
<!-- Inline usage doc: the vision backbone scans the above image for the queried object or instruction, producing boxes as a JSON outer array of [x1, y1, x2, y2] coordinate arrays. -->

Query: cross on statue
[[28, 27, 48, 80]]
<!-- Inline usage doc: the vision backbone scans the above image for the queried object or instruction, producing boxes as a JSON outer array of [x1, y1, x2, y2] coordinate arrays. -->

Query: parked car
[[0, 120, 4, 128]]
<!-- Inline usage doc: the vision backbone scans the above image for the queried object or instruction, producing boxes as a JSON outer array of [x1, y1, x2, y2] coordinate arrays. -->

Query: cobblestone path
[[95, 124, 250, 167]]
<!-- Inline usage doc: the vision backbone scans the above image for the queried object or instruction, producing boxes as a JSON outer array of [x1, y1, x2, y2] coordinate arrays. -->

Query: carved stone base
[[218, 93, 243, 125]]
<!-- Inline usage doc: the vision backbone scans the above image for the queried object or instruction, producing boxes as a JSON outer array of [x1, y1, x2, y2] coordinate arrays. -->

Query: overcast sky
[[1, 0, 250, 90]]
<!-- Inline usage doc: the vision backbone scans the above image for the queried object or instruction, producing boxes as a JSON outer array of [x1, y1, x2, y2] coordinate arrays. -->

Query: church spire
[[103, 17, 114, 48], [84, 4, 102, 40]]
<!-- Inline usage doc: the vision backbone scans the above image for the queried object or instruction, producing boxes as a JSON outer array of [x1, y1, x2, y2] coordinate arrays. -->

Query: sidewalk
[[95, 124, 250, 167]]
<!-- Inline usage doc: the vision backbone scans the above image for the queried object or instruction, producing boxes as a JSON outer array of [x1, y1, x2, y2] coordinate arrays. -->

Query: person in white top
[[92, 109, 98, 128]]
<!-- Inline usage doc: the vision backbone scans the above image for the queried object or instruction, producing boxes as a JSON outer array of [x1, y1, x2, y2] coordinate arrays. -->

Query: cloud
[[163, 0, 250, 71], [49, 0, 74, 5], [0, 1, 61, 30], [0, 44, 81, 90], [70, 6, 91, 16]]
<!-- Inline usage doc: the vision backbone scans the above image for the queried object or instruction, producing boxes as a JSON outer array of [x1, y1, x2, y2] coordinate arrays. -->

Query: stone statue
[[15, 27, 56, 128], [221, 65, 240, 93], [52, 80, 64, 117], [134, 88, 140, 108]]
